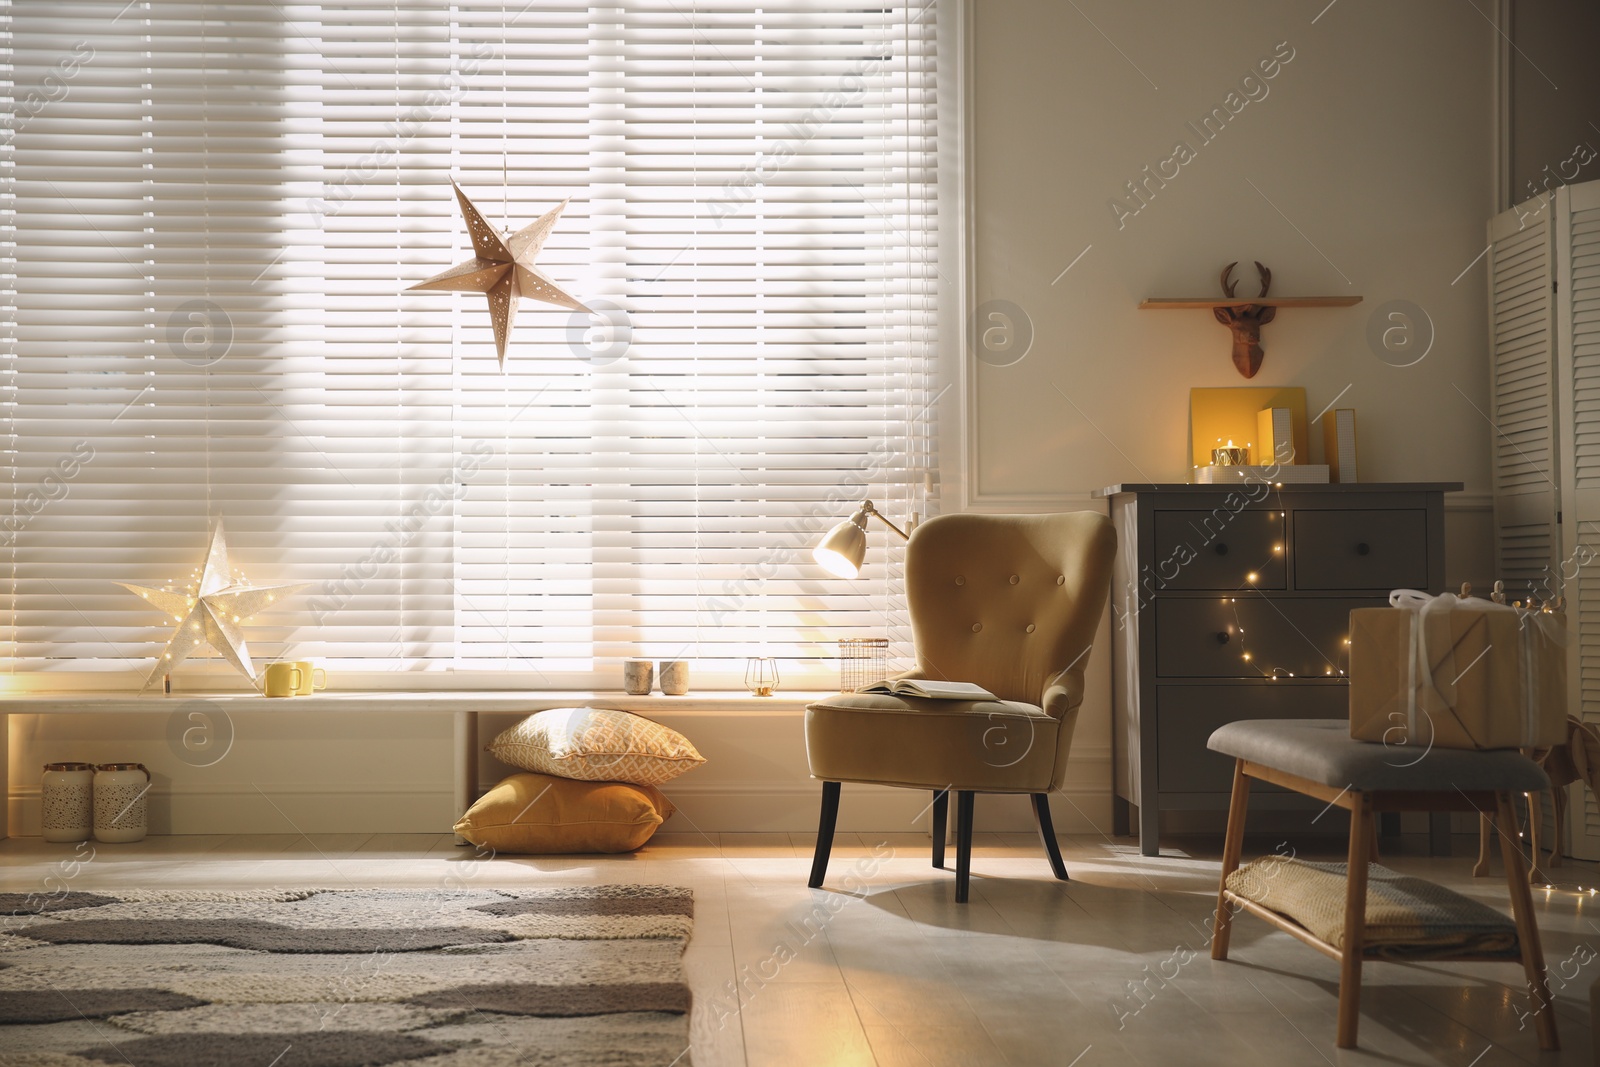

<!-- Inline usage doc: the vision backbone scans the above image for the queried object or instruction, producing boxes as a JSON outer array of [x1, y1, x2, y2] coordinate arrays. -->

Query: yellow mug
[[291, 661, 328, 696], [262, 662, 303, 698]]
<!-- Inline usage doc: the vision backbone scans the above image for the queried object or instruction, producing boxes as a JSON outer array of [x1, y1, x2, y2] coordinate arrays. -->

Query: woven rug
[[0, 885, 693, 1067]]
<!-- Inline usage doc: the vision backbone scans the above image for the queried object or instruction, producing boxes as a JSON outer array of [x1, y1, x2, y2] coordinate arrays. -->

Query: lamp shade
[[813, 510, 869, 578]]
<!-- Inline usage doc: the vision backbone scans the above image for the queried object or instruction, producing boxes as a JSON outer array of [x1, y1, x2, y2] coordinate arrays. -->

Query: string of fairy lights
[[1210, 501, 1349, 681]]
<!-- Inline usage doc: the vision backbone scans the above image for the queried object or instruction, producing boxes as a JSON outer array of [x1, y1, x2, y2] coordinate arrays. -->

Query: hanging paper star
[[408, 181, 593, 367], [116, 520, 309, 691]]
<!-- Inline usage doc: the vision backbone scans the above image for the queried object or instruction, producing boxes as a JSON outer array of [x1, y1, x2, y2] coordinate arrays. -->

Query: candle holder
[[838, 637, 890, 693], [745, 657, 779, 697], [659, 659, 690, 696], [1212, 445, 1250, 466], [622, 659, 654, 695]]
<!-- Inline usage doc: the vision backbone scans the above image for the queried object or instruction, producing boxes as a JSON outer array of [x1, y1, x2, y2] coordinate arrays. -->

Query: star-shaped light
[[408, 181, 593, 367], [117, 520, 308, 691]]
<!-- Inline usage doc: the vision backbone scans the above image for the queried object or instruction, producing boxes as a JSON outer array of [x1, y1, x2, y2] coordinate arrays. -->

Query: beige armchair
[[805, 511, 1116, 901]]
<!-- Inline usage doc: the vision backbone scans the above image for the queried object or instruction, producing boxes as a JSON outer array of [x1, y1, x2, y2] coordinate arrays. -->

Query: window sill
[[0, 690, 830, 715]]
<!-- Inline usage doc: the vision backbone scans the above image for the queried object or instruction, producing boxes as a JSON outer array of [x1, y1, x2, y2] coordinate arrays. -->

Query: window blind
[[1, 0, 942, 685]]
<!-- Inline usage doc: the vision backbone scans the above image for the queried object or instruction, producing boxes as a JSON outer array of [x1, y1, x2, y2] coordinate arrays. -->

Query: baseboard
[[1445, 491, 1492, 511]]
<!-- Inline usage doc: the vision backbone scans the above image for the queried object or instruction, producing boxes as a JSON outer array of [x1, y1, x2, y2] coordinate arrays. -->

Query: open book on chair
[[857, 679, 996, 700]]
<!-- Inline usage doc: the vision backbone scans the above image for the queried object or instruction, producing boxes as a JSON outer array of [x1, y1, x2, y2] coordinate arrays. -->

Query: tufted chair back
[[906, 511, 1115, 722]]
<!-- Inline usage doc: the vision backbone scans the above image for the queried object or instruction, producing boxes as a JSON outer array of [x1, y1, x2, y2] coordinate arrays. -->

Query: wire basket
[[838, 637, 890, 693]]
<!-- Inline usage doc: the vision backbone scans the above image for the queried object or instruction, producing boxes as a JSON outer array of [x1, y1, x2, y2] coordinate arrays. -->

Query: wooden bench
[[0, 690, 824, 838], [1207, 717, 1558, 1051]]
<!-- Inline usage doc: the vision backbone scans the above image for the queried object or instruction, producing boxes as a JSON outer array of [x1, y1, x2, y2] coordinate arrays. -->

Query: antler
[[1254, 261, 1271, 298], [1220, 261, 1238, 298]]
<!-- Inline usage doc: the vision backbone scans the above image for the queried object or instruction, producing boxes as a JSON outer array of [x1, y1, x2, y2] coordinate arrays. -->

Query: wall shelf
[[1138, 296, 1363, 310]]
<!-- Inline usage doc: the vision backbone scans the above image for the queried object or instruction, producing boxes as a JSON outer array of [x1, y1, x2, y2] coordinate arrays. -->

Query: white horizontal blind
[[1, 0, 940, 684]]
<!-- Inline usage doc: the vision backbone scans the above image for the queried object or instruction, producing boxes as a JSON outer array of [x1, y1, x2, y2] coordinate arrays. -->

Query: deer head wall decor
[[1213, 261, 1276, 378]]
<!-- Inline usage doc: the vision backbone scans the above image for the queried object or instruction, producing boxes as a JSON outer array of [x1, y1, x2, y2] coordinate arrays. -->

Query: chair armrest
[[1042, 669, 1085, 720]]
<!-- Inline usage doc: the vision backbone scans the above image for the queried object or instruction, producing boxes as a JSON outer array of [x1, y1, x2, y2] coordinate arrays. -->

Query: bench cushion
[[1206, 718, 1548, 793], [1226, 857, 1519, 959]]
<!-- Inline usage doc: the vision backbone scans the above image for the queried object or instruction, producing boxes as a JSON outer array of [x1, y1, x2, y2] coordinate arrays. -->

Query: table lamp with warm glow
[[812, 500, 912, 579]]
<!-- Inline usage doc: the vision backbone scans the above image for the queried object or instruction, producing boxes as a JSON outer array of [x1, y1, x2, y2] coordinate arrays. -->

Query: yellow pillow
[[454, 773, 676, 854], [487, 707, 706, 786]]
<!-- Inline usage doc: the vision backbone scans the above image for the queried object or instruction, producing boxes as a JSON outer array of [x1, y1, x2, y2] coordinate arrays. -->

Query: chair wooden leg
[[1212, 759, 1251, 961], [1527, 792, 1546, 885], [1336, 792, 1372, 1049], [807, 781, 841, 889], [1474, 813, 1493, 877], [1497, 792, 1560, 1051], [931, 789, 948, 869], [1032, 793, 1069, 881], [954, 791, 975, 903], [1551, 786, 1567, 869]]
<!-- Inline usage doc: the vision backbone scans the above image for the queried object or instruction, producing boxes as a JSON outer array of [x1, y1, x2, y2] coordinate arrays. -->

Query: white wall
[[966, 0, 1495, 501], [7, 0, 1500, 837]]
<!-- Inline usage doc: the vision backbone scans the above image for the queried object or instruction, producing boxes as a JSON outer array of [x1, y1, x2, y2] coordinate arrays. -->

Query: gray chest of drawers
[[1095, 482, 1460, 856]]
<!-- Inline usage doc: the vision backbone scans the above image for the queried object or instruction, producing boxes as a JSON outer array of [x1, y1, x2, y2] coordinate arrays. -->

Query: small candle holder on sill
[[745, 656, 779, 697], [1212, 439, 1250, 466], [838, 637, 890, 694]]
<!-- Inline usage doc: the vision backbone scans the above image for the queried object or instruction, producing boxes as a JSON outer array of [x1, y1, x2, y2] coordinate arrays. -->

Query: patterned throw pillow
[[454, 773, 675, 854], [488, 707, 706, 786]]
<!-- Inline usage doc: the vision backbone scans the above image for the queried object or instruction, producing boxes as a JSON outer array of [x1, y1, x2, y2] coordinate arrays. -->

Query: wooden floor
[[1, 829, 1594, 1066]]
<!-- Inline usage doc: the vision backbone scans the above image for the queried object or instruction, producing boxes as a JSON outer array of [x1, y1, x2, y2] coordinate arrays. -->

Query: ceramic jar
[[659, 660, 689, 696], [623, 659, 654, 695], [93, 763, 150, 843], [41, 762, 95, 843]]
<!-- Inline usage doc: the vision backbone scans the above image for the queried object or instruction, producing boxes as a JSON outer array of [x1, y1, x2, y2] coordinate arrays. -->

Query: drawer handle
[[1215, 631, 1230, 645], [1356, 542, 1371, 556], [1214, 542, 1228, 556]]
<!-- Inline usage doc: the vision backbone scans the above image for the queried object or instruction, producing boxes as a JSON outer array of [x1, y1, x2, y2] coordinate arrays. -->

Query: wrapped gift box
[[1349, 598, 1566, 751]]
